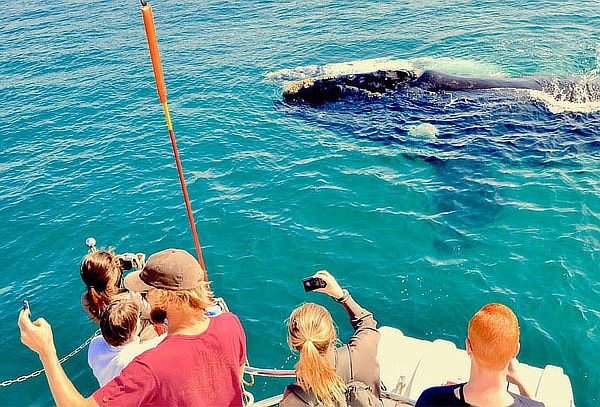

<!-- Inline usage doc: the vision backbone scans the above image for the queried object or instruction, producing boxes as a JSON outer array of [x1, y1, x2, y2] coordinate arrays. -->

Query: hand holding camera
[[303, 276, 327, 292], [303, 270, 344, 299], [117, 252, 146, 271]]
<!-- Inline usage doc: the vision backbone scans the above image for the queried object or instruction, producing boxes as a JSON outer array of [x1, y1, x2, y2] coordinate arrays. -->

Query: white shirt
[[87, 333, 166, 386]]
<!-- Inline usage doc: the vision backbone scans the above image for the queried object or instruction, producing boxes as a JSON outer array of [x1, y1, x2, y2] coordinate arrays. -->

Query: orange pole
[[141, 2, 167, 104], [140, 1, 207, 278]]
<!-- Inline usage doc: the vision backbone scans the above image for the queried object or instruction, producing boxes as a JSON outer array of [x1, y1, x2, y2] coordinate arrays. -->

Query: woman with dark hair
[[80, 250, 125, 324], [79, 251, 159, 339]]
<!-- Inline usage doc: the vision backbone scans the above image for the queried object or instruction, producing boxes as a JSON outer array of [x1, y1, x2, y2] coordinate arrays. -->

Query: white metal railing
[[382, 390, 416, 405], [250, 394, 285, 407], [245, 367, 295, 377], [244, 366, 416, 406]]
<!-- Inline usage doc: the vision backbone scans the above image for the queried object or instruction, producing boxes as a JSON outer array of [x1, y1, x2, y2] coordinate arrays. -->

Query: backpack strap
[[335, 344, 354, 383], [289, 383, 318, 406]]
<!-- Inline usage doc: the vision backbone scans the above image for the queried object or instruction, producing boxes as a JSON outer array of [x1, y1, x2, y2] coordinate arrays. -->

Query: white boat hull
[[376, 326, 575, 407]]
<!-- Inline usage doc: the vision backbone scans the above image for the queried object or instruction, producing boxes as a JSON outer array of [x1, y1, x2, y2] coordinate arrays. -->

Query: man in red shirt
[[18, 248, 247, 407]]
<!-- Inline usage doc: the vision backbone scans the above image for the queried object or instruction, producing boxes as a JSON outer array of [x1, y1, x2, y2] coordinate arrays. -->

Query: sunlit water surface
[[0, 0, 599, 405]]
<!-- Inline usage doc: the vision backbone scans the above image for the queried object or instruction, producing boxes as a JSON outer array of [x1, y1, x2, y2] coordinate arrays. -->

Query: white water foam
[[408, 123, 439, 139], [525, 43, 600, 114], [528, 89, 600, 114], [265, 56, 507, 81], [528, 72, 600, 114]]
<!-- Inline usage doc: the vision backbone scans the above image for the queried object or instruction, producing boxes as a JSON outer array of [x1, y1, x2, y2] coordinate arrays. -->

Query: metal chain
[[0, 329, 100, 387]]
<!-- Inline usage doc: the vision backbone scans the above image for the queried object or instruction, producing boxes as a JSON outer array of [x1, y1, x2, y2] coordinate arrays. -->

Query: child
[[87, 293, 165, 386]]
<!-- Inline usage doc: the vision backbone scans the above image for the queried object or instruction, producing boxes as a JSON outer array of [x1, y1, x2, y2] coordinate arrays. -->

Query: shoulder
[[212, 312, 246, 352], [511, 393, 546, 406], [215, 311, 241, 322], [416, 384, 461, 406], [280, 384, 307, 407], [213, 312, 244, 331], [88, 335, 109, 355], [89, 335, 105, 347]]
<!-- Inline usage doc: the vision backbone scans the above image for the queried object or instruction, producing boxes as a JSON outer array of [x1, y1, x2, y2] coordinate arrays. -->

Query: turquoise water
[[1, 0, 599, 405]]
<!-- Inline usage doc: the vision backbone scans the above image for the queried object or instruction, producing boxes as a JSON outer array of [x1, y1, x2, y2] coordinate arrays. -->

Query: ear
[[513, 342, 520, 358], [465, 338, 473, 354]]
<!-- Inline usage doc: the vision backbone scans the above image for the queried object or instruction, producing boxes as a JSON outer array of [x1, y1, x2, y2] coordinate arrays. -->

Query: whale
[[282, 69, 600, 103]]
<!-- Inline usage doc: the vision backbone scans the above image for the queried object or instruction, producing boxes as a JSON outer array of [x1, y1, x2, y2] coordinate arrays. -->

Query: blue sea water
[[1, 0, 599, 405]]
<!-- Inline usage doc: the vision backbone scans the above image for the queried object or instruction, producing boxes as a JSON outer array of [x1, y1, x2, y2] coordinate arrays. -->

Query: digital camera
[[117, 253, 140, 271]]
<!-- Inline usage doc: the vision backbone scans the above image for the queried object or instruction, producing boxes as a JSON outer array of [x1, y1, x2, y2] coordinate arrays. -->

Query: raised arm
[[312, 270, 379, 351], [18, 309, 99, 407]]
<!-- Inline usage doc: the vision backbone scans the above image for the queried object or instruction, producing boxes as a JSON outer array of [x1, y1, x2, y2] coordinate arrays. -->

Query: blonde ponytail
[[289, 303, 346, 406]]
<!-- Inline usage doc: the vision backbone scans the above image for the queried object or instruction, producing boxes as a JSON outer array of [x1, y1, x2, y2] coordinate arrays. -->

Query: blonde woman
[[281, 270, 382, 407]]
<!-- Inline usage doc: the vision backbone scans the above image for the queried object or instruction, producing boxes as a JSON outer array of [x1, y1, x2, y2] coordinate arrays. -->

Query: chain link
[[2, 299, 230, 387], [0, 329, 101, 387]]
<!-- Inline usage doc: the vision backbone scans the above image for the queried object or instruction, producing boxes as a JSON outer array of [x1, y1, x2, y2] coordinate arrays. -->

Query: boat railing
[[244, 366, 416, 406], [245, 366, 295, 377]]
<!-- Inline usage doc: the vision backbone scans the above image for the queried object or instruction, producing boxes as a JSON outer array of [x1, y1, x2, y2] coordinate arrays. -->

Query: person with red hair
[[416, 303, 544, 406]]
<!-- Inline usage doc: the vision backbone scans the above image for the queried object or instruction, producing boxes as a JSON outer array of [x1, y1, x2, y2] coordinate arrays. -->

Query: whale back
[[282, 68, 600, 104], [283, 69, 419, 103], [411, 70, 544, 91]]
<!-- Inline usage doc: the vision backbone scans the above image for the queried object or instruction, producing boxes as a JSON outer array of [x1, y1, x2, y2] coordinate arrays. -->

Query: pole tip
[[85, 237, 97, 252]]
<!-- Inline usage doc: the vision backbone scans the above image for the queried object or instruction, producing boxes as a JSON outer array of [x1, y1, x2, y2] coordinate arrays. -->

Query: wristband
[[333, 289, 350, 303]]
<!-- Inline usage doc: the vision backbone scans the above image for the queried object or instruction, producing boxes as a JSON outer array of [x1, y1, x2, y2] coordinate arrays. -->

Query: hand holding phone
[[311, 270, 345, 299], [18, 300, 56, 356]]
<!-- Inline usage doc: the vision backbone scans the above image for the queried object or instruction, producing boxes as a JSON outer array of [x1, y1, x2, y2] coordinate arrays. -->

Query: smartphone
[[23, 300, 30, 312], [303, 277, 327, 292]]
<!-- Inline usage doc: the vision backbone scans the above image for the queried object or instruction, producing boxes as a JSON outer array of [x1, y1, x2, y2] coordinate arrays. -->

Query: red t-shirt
[[93, 312, 246, 407]]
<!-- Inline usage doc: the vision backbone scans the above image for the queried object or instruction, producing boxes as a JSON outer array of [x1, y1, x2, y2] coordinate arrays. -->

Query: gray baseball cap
[[124, 248, 204, 292]]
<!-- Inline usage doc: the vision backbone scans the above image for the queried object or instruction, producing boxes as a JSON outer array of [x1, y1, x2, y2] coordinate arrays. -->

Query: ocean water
[[1, 0, 599, 406]]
